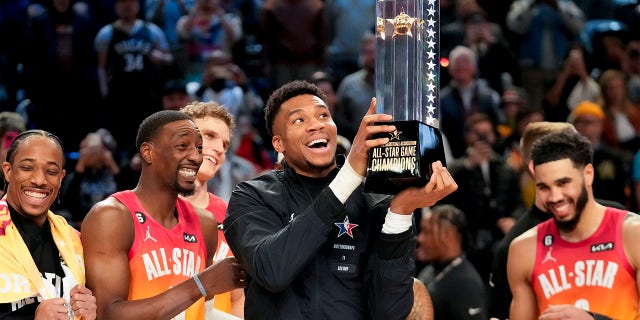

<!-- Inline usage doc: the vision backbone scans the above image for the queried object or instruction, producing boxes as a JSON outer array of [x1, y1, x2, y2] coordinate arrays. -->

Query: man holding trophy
[[223, 1, 455, 319]]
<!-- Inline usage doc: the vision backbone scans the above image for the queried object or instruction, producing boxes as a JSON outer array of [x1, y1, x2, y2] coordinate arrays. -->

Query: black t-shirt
[[0, 204, 65, 319]]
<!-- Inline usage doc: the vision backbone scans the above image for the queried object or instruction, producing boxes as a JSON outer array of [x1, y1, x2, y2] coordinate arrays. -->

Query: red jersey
[[113, 190, 207, 320], [531, 207, 638, 319], [205, 192, 235, 314]]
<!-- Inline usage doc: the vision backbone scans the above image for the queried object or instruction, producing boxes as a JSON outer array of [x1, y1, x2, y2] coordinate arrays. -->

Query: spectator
[[309, 70, 337, 115], [544, 45, 601, 122], [506, 0, 585, 109], [334, 31, 375, 142], [569, 101, 630, 208], [260, 0, 326, 90], [0, 111, 26, 164], [161, 78, 192, 110], [598, 69, 640, 157], [323, 0, 374, 86], [440, 113, 524, 283], [59, 129, 120, 229], [145, 0, 195, 77], [94, 0, 174, 154], [439, 45, 503, 159], [624, 40, 640, 105], [416, 204, 487, 320], [176, 0, 242, 83], [186, 49, 263, 119], [22, 0, 101, 149]]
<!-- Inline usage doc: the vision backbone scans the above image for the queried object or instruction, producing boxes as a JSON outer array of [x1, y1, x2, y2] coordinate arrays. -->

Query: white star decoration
[[422, 0, 438, 127]]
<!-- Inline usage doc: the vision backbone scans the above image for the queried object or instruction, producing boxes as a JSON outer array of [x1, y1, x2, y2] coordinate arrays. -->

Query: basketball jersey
[[106, 22, 157, 94], [113, 190, 207, 320], [205, 193, 234, 314], [532, 207, 638, 319]]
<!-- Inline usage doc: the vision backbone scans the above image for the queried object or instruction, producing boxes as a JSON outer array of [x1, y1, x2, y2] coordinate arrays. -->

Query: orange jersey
[[113, 191, 207, 320], [205, 193, 234, 314], [532, 208, 639, 319]]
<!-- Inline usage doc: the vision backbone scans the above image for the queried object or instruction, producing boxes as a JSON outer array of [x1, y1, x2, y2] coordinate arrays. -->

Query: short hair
[[309, 70, 334, 86], [136, 110, 193, 151], [180, 101, 236, 135], [264, 80, 327, 137], [6, 129, 64, 164], [530, 130, 593, 168], [448, 45, 477, 69], [520, 121, 575, 167], [463, 113, 492, 133], [0, 112, 26, 136]]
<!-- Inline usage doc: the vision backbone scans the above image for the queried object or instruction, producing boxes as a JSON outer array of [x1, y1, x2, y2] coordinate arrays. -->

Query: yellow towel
[[0, 199, 85, 303]]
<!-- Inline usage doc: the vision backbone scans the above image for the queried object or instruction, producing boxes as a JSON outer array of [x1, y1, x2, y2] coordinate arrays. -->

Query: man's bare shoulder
[[81, 196, 131, 233], [85, 196, 128, 218], [510, 226, 538, 251]]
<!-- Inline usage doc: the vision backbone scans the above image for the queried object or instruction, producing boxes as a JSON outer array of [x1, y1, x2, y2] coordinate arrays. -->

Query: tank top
[[532, 207, 638, 319], [113, 190, 207, 320], [205, 193, 234, 314]]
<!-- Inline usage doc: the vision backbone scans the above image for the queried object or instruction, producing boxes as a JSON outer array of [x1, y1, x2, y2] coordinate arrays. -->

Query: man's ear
[[583, 163, 595, 187], [139, 143, 153, 165], [272, 136, 284, 153], [528, 160, 535, 178]]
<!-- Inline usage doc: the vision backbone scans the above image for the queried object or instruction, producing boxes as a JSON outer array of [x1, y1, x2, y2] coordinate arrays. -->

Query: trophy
[[364, 0, 446, 195]]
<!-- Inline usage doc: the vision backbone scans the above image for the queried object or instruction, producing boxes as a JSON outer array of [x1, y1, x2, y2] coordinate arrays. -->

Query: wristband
[[587, 311, 611, 320], [193, 273, 207, 297]]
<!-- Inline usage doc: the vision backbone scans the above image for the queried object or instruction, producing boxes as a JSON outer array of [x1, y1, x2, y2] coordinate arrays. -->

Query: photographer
[[187, 49, 263, 119], [59, 129, 120, 229], [439, 113, 524, 285]]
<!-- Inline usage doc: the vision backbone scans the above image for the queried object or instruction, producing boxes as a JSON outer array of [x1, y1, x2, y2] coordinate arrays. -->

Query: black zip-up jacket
[[224, 161, 415, 320]]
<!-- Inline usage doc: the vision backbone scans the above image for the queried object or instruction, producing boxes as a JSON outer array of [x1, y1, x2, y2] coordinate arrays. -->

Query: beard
[[553, 184, 588, 232]]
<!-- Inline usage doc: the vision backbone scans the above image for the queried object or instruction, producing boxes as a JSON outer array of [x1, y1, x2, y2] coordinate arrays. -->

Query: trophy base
[[364, 120, 446, 195]]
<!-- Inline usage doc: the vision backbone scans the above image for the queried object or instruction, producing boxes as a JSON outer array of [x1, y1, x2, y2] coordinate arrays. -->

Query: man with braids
[[508, 130, 640, 320], [0, 130, 97, 319], [223, 80, 458, 319], [81, 110, 246, 320]]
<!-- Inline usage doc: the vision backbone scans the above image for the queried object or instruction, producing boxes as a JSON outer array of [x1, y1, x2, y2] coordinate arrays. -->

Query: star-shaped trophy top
[[385, 9, 424, 38]]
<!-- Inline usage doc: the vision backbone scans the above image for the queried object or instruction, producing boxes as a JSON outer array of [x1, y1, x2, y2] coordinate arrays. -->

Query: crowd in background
[[2, 0, 640, 318]]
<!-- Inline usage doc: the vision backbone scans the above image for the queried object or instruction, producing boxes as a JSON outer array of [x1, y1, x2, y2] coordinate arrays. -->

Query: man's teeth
[[307, 139, 327, 147], [179, 168, 197, 177], [25, 190, 46, 199]]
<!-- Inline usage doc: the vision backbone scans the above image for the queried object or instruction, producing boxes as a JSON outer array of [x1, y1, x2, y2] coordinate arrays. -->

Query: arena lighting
[[440, 57, 449, 68]]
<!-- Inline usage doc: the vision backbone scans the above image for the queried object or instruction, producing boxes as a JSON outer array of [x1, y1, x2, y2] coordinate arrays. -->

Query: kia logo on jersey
[[590, 241, 614, 253], [183, 233, 197, 243]]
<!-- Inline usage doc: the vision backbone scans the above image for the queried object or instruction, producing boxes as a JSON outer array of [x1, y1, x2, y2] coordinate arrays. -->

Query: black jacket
[[224, 162, 415, 320]]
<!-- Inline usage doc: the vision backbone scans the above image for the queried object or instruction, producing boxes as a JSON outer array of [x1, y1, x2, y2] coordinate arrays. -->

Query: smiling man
[[223, 80, 458, 320], [507, 130, 640, 320], [81, 110, 246, 320]]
